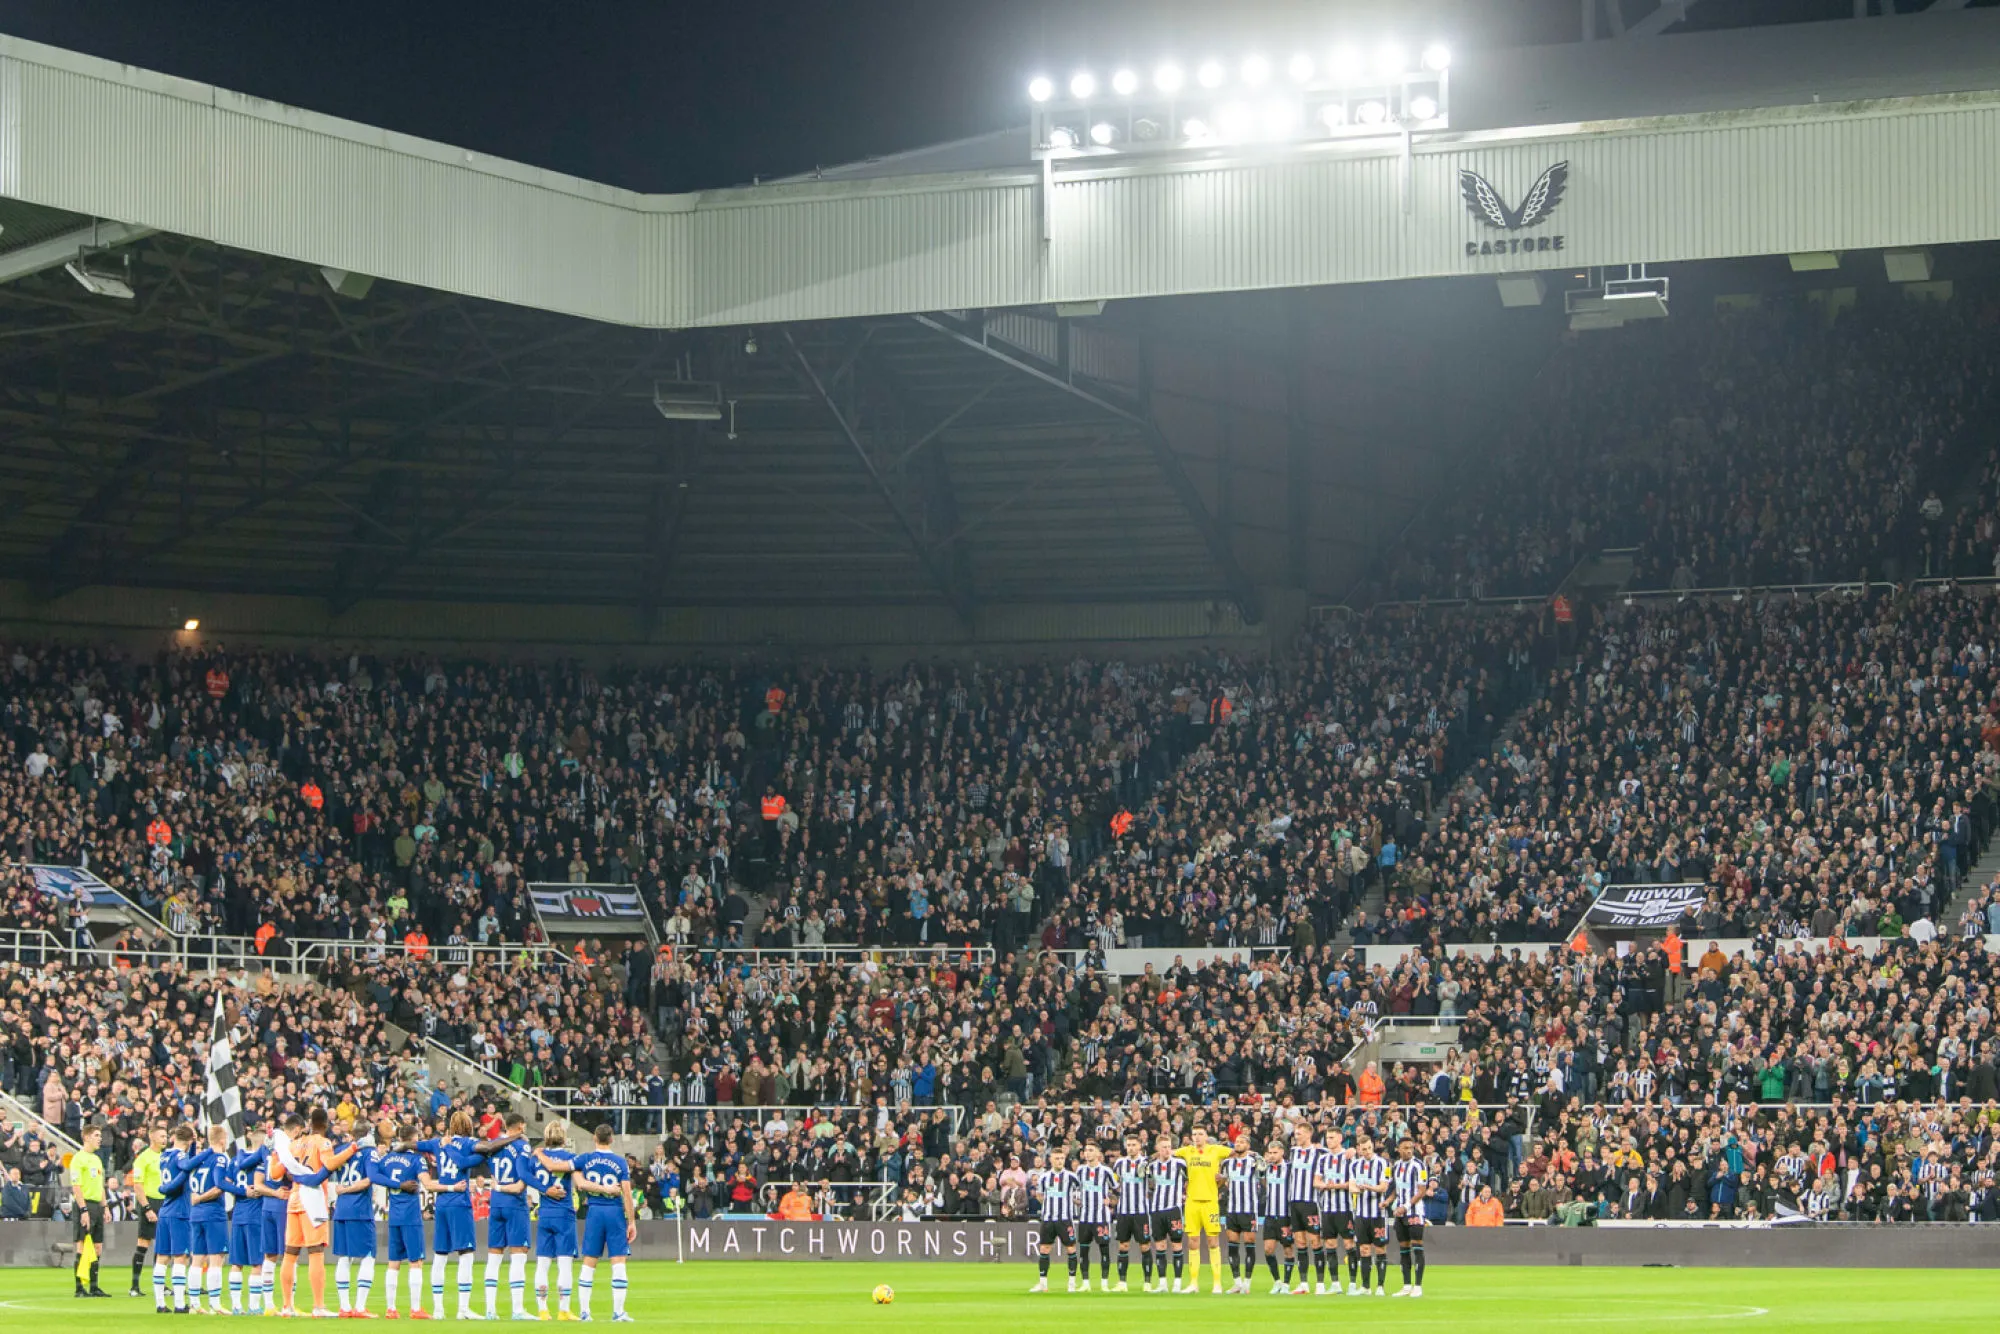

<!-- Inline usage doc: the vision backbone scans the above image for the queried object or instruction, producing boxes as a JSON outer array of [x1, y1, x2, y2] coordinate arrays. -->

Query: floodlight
[[1330, 46, 1364, 82], [1069, 71, 1096, 98], [1028, 76, 1054, 102], [1240, 55, 1270, 87], [1421, 44, 1451, 72], [1154, 63, 1185, 94], [1318, 102, 1348, 129], [1216, 102, 1253, 139], [1196, 59, 1227, 89], [1182, 116, 1213, 141], [1409, 94, 1438, 120], [1287, 53, 1315, 83], [1356, 100, 1387, 124], [1374, 43, 1406, 78], [182, 619, 200, 632], [1133, 117, 1164, 141], [1049, 126, 1078, 149], [1111, 68, 1139, 96], [1089, 122, 1118, 146], [653, 380, 724, 422]]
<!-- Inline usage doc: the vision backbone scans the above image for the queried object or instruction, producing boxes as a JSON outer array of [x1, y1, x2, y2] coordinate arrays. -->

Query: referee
[[69, 1124, 112, 1298], [128, 1122, 167, 1298]]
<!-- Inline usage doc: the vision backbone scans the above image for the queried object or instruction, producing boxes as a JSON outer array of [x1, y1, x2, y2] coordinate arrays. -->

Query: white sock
[[336, 1257, 354, 1312], [262, 1259, 278, 1306], [485, 1253, 502, 1316], [508, 1253, 527, 1316], [359, 1256, 375, 1311], [609, 1261, 627, 1317], [153, 1260, 168, 1307], [207, 1260, 223, 1311], [430, 1255, 447, 1317], [578, 1267, 593, 1319], [230, 1268, 245, 1312], [171, 1259, 188, 1310], [556, 1257, 572, 1315], [385, 1266, 400, 1313], [456, 1254, 474, 1313], [533, 1258, 550, 1311], [410, 1265, 425, 1313], [248, 1266, 263, 1312]]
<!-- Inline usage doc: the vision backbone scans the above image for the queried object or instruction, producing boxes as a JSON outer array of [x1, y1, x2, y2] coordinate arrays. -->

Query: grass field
[[2, 1263, 1995, 1332]]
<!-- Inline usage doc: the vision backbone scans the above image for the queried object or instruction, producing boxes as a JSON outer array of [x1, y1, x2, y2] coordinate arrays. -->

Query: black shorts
[[1288, 1201, 1321, 1234], [1259, 1218, 1291, 1246], [1354, 1217, 1382, 1247], [1326, 1211, 1354, 1241], [1148, 1210, 1183, 1244], [1394, 1216, 1425, 1245], [1115, 1215, 1149, 1244], [1225, 1212, 1258, 1235], [1075, 1222, 1107, 1249], [1036, 1221, 1074, 1249], [76, 1201, 106, 1246], [138, 1211, 158, 1243]]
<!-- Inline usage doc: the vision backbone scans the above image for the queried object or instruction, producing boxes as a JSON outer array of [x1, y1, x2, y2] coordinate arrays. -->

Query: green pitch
[[2, 1264, 1996, 1331]]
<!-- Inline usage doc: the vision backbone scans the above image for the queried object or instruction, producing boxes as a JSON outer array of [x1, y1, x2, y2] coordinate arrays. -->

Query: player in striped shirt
[[1347, 1136, 1391, 1296], [1285, 1124, 1325, 1296], [1109, 1135, 1152, 1292], [1218, 1134, 1263, 1295], [1390, 1139, 1431, 1298], [1319, 1129, 1354, 1296], [1028, 1148, 1078, 1294], [1073, 1144, 1117, 1292], [1144, 1137, 1190, 1293], [1257, 1142, 1295, 1295]]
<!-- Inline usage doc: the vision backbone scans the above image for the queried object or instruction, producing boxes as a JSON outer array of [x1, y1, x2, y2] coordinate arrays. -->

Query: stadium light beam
[[1240, 55, 1271, 87], [1196, 59, 1226, 89], [1422, 43, 1451, 72], [1111, 68, 1139, 96], [1028, 76, 1054, 103], [1069, 70, 1096, 98], [1154, 63, 1184, 94], [1287, 52, 1315, 83]]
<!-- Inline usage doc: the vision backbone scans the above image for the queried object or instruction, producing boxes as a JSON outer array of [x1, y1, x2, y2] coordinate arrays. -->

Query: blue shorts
[[191, 1219, 229, 1256], [580, 1210, 628, 1260], [333, 1219, 377, 1260], [387, 1222, 427, 1264], [262, 1211, 287, 1260], [534, 1213, 577, 1260], [228, 1223, 263, 1267], [487, 1209, 529, 1251], [433, 1207, 476, 1255], [157, 1216, 190, 1258]]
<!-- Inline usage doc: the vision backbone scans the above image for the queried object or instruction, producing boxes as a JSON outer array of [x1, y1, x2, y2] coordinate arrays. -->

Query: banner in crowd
[[18, 863, 137, 912], [1577, 882, 1706, 931], [528, 882, 656, 940]]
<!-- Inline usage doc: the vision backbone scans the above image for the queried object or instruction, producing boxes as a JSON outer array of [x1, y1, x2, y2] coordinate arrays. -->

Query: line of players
[[1029, 1124, 1432, 1298], [125, 1109, 639, 1321]]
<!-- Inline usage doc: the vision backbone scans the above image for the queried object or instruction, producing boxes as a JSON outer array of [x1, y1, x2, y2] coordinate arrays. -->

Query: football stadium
[[2, 0, 2000, 1328]]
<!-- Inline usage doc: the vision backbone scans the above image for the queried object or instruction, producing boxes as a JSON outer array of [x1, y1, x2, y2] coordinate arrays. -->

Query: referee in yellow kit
[[69, 1124, 112, 1298], [128, 1122, 167, 1297]]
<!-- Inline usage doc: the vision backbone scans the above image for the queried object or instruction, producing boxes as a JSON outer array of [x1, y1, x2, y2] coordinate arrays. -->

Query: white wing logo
[[1459, 161, 1569, 230]]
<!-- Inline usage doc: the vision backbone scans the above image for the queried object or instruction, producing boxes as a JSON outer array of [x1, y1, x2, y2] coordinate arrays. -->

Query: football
[[871, 1284, 895, 1305]]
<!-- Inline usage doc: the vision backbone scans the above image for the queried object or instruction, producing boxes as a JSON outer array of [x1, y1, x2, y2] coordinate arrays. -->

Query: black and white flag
[[203, 993, 245, 1149]]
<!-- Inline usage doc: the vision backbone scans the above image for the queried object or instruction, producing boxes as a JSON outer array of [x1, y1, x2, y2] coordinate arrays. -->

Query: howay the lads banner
[[1578, 882, 1707, 931], [528, 882, 657, 941]]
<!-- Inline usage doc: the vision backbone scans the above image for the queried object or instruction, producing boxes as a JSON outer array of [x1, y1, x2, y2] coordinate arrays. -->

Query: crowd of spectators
[[1370, 297, 1994, 603]]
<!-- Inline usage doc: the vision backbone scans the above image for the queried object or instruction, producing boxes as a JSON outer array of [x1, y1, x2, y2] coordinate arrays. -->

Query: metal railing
[[297, 939, 573, 969], [534, 1097, 966, 1137], [0, 1086, 81, 1153], [675, 945, 996, 967]]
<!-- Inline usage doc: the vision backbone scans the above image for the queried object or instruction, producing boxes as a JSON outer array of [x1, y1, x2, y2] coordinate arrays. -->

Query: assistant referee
[[128, 1123, 168, 1297], [69, 1124, 112, 1298]]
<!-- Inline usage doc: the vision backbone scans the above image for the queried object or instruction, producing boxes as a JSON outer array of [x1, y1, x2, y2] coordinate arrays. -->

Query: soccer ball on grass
[[872, 1284, 895, 1305]]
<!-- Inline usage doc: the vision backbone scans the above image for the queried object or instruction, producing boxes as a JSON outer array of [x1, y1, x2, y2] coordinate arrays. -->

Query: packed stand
[[1369, 296, 1996, 603]]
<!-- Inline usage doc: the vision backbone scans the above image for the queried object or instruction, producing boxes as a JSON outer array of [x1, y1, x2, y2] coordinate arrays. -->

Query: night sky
[[0, 0, 1983, 192]]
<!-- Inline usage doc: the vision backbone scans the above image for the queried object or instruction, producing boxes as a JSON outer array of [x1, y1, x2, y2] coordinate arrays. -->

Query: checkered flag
[[202, 993, 244, 1149]]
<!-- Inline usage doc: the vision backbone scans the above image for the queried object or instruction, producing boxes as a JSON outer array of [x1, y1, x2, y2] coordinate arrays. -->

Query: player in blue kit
[[483, 1115, 536, 1321], [156, 1124, 195, 1314], [186, 1125, 233, 1314], [528, 1125, 577, 1321], [329, 1113, 379, 1317], [254, 1144, 291, 1315], [417, 1110, 521, 1320], [569, 1125, 636, 1324], [368, 1122, 429, 1320], [221, 1132, 269, 1314]]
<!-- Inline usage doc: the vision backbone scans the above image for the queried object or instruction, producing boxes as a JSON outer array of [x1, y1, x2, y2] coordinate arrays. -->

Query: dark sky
[[0, 0, 1979, 192]]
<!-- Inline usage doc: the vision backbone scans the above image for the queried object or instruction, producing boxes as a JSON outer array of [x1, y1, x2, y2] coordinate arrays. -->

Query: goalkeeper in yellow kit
[[1173, 1126, 1230, 1294]]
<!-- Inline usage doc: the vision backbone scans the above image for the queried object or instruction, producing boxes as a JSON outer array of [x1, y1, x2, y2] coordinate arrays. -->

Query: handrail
[[538, 1097, 966, 1140], [0, 1086, 82, 1154], [420, 1036, 563, 1120], [681, 945, 996, 966]]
